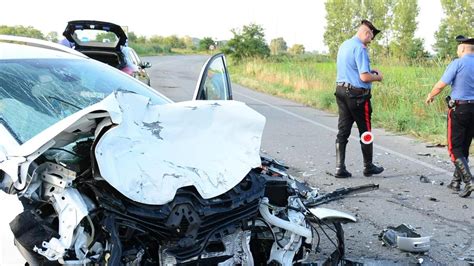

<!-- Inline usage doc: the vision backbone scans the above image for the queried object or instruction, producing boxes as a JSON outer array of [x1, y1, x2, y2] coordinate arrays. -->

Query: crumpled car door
[[193, 53, 233, 100]]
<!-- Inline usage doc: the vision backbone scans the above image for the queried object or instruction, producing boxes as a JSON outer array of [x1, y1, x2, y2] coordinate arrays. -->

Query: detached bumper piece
[[379, 224, 431, 253]]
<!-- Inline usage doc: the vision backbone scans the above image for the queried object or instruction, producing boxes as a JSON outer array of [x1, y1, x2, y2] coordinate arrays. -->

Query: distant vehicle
[[63, 20, 151, 86]]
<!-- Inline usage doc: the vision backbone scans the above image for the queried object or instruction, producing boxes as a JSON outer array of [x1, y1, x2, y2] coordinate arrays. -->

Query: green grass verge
[[230, 57, 449, 144]]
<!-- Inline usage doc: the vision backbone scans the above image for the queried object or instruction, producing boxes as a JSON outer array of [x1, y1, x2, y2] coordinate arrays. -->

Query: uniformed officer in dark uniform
[[334, 20, 384, 178], [426, 35, 474, 198]]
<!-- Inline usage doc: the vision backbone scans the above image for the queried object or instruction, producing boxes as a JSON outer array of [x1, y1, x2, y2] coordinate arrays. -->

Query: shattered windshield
[[0, 58, 169, 144]]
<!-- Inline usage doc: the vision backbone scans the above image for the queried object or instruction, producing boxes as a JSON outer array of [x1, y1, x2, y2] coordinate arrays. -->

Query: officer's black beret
[[455, 35, 474, 45], [361, 19, 380, 39]]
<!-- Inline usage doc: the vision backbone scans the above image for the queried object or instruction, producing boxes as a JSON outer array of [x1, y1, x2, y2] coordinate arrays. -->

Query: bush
[[222, 23, 270, 62]]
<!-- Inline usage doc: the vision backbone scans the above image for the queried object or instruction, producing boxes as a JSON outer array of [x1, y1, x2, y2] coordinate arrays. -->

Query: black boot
[[455, 158, 474, 198], [447, 169, 461, 192], [361, 143, 384, 177], [335, 142, 352, 178]]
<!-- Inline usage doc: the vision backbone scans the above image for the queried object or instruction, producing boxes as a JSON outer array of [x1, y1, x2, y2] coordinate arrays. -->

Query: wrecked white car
[[0, 35, 365, 265]]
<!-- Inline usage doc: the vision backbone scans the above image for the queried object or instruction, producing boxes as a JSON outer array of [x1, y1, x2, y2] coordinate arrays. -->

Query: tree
[[389, 0, 424, 60], [182, 35, 196, 50], [163, 35, 185, 49], [324, 0, 357, 58], [96, 32, 117, 42], [355, 0, 395, 58], [270, 37, 287, 55], [45, 31, 58, 43], [149, 35, 164, 44], [137, 35, 147, 43], [222, 23, 270, 61], [434, 0, 474, 59], [406, 38, 429, 59], [288, 44, 305, 55], [324, 0, 397, 58], [127, 31, 138, 43], [198, 37, 215, 51], [0, 25, 44, 39]]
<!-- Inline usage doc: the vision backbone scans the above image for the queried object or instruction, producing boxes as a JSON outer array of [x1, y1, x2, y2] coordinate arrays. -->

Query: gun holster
[[445, 96, 455, 109]]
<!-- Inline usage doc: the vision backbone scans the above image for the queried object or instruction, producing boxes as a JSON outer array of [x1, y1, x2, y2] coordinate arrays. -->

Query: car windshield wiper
[[47, 96, 82, 110]]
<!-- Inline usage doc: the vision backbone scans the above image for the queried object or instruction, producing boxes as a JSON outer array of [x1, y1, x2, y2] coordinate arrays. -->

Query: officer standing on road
[[426, 35, 474, 198], [334, 20, 384, 178]]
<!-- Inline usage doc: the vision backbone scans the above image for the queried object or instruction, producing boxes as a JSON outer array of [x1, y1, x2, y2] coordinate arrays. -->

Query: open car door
[[193, 53, 233, 100]]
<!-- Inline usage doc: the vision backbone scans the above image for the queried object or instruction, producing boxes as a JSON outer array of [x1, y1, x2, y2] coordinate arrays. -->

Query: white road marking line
[[234, 91, 451, 176]]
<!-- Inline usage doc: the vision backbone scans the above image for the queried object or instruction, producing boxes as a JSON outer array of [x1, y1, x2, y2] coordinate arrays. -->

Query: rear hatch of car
[[63, 20, 127, 51], [63, 20, 128, 68]]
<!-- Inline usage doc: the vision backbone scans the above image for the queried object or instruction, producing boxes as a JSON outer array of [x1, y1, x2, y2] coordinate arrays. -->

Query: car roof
[[0, 35, 88, 59]]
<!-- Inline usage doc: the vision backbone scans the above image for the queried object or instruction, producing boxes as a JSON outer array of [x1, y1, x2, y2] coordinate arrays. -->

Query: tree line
[[1, 0, 472, 61], [0, 25, 220, 54], [324, 0, 474, 60]]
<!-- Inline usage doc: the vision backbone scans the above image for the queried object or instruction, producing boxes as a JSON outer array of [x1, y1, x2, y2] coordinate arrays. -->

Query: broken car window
[[0, 58, 169, 144]]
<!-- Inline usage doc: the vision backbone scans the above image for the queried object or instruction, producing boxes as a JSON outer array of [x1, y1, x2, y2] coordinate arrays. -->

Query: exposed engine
[[0, 97, 365, 265], [7, 137, 354, 265]]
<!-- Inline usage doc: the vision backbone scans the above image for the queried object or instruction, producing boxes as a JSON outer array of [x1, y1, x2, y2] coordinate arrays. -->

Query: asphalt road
[[145, 55, 474, 265]]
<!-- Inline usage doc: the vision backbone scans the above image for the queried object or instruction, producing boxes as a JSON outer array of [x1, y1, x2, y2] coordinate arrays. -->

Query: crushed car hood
[[1, 92, 265, 205], [95, 92, 265, 204]]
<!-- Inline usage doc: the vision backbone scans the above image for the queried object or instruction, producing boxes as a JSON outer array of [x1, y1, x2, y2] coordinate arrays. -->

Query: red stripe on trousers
[[447, 109, 455, 161], [365, 101, 371, 131]]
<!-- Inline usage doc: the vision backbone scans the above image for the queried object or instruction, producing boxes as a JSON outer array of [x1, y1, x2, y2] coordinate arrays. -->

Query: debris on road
[[428, 197, 439, 202], [420, 175, 430, 183], [379, 224, 431, 253], [419, 175, 444, 186], [304, 184, 379, 207], [426, 144, 446, 148], [417, 153, 432, 157]]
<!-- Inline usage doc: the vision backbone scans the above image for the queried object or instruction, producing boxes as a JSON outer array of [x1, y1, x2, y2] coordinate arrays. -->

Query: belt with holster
[[337, 82, 370, 96], [446, 96, 474, 109]]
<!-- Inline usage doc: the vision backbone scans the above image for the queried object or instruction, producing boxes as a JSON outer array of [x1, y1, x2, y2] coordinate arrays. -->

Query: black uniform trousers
[[447, 103, 474, 162], [335, 85, 372, 144]]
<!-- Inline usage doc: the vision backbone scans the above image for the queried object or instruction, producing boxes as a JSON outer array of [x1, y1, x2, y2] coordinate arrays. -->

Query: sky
[[1, 0, 443, 53]]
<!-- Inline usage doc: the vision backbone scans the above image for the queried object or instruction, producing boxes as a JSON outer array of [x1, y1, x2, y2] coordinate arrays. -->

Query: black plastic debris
[[428, 197, 439, 202], [417, 153, 431, 157], [419, 175, 430, 183], [426, 144, 446, 148], [379, 224, 431, 253]]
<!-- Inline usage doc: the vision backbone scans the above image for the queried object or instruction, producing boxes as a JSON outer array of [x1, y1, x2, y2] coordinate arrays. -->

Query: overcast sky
[[1, 0, 442, 52]]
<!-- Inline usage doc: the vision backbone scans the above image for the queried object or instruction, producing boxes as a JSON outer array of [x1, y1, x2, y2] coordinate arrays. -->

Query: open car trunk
[[81, 50, 125, 69]]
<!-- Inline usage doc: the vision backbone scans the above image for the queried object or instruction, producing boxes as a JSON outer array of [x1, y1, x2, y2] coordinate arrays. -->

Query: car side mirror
[[140, 62, 152, 69]]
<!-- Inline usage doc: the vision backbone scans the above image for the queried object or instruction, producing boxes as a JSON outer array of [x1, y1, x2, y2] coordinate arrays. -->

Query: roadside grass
[[130, 43, 213, 56], [230, 57, 449, 144]]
